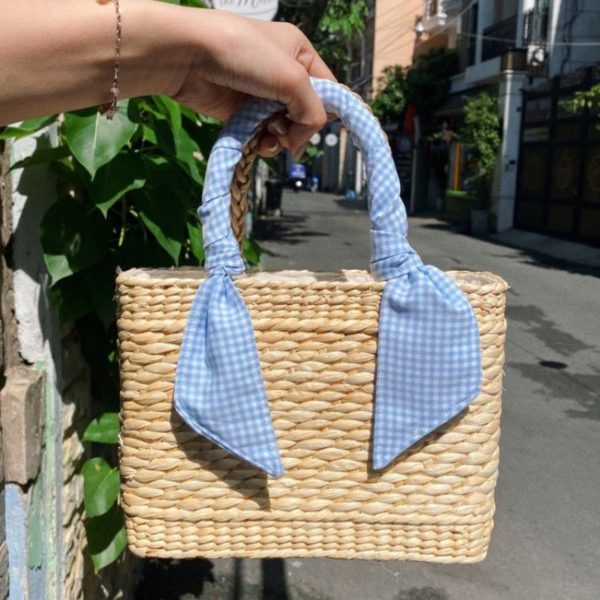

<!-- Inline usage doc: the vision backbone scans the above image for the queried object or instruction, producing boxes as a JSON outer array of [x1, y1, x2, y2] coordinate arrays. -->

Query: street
[[137, 190, 600, 600]]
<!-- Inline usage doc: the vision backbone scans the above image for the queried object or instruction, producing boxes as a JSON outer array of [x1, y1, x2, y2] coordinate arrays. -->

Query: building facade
[[420, 0, 600, 243]]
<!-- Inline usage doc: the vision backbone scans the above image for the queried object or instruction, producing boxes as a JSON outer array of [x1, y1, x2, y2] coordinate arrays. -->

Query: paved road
[[137, 191, 600, 600]]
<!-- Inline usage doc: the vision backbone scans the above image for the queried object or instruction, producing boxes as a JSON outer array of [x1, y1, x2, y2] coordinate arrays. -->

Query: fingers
[[297, 46, 337, 83], [257, 131, 281, 158], [280, 66, 328, 155]]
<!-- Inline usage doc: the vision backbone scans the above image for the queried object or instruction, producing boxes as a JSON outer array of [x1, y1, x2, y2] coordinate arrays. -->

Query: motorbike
[[288, 162, 307, 193]]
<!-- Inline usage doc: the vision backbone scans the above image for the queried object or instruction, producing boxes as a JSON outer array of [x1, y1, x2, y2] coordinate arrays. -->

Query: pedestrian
[[0, 0, 335, 157]]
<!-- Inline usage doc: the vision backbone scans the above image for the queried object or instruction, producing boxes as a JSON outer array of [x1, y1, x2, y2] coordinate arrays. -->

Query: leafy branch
[[457, 92, 502, 200], [3, 92, 263, 571]]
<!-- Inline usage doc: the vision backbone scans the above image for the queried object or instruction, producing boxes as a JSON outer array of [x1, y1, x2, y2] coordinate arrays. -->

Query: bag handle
[[201, 79, 421, 280], [229, 132, 261, 249], [174, 79, 482, 477]]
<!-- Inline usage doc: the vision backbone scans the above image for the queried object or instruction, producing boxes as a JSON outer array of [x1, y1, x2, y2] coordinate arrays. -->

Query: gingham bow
[[174, 79, 481, 477]]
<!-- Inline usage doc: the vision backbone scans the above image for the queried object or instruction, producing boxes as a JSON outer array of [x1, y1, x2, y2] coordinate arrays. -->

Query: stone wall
[[0, 132, 139, 598]]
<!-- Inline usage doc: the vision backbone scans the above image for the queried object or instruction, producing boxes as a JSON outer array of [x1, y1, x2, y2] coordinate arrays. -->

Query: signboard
[[310, 132, 321, 146], [324, 133, 338, 147], [211, 0, 279, 20]]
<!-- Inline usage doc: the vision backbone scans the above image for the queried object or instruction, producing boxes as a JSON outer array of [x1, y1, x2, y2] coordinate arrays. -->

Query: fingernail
[[267, 140, 280, 154], [268, 119, 288, 137]]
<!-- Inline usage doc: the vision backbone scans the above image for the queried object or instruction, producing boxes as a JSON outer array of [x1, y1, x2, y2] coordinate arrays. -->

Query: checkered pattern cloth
[[174, 79, 482, 477]]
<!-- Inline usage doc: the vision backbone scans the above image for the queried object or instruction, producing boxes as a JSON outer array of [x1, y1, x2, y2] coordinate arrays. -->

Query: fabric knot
[[370, 247, 423, 281]]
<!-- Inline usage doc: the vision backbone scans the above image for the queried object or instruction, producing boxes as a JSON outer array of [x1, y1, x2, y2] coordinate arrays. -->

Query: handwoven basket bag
[[117, 79, 508, 563]]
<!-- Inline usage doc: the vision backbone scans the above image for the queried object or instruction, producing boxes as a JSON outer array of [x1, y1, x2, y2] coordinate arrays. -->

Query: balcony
[[481, 14, 518, 62]]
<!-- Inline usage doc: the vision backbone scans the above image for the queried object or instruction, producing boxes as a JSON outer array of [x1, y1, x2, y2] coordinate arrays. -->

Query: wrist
[[119, 0, 197, 99]]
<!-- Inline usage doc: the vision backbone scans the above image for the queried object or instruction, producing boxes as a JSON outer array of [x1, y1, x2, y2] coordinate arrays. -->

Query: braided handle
[[229, 133, 261, 250]]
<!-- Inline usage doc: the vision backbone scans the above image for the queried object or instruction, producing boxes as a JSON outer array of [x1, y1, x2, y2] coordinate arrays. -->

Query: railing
[[523, 6, 549, 44], [482, 14, 518, 62]]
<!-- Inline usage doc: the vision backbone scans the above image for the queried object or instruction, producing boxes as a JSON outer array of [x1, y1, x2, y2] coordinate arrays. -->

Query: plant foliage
[[278, 0, 369, 82], [370, 66, 407, 125], [369, 49, 458, 127], [5, 94, 228, 571], [457, 92, 502, 198], [4, 57, 265, 576], [561, 82, 600, 126], [405, 48, 459, 119]]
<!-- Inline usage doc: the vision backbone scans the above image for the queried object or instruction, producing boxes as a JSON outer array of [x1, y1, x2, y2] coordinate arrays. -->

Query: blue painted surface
[[6, 484, 28, 600], [6, 481, 47, 599]]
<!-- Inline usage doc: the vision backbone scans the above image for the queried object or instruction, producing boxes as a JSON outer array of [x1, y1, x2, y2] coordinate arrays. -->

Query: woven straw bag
[[117, 81, 508, 563]]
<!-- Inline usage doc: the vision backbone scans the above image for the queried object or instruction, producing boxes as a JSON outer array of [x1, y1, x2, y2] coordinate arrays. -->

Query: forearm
[[0, 0, 191, 124]]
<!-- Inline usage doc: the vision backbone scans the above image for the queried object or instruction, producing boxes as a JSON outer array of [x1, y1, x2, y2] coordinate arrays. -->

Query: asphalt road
[[137, 190, 600, 600]]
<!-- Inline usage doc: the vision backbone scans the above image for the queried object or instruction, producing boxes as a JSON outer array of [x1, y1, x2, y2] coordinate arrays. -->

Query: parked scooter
[[288, 162, 307, 193]]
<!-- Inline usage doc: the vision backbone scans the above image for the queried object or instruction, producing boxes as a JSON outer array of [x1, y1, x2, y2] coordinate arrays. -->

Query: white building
[[420, 0, 600, 244]]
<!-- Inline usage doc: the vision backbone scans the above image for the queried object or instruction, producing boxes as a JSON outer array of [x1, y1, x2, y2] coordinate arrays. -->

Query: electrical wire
[[454, 29, 600, 47]]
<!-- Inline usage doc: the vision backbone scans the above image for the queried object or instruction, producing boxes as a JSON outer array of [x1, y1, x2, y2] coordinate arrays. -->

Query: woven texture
[[173, 79, 482, 476], [117, 79, 508, 562], [117, 268, 507, 562]]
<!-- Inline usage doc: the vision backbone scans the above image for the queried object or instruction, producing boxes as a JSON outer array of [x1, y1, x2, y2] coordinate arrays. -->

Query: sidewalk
[[489, 228, 600, 270]]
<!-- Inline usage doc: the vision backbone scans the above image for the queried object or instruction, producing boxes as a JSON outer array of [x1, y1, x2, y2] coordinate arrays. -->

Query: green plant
[[405, 48, 459, 120], [370, 66, 407, 125], [561, 82, 600, 126], [278, 0, 369, 82], [2, 93, 265, 571], [457, 92, 502, 200]]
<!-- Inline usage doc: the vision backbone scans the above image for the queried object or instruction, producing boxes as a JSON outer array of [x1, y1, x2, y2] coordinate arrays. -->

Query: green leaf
[[138, 211, 182, 264], [0, 115, 58, 140], [81, 259, 117, 328], [154, 116, 203, 184], [175, 131, 203, 184], [63, 101, 138, 178], [49, 275, 94, 323], [90, 153, 146, 215], [136, 157, 193, 263], [84, 504, 127, 572], [142, 125, 158, 145], [10, 146, 70, 170], [83, 412, 120, 444], [183, 116, 221, 162], [44, 255, 73, 284], [82, 457, 120, 518], [186, 219, 204, 264], [243, 239, 262, 266], [41, 197, 110, 284], [153, 96, 182, 134]]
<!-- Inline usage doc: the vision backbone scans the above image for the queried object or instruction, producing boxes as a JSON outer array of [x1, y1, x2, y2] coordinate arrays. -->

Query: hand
[[170, 9, 336, 157]]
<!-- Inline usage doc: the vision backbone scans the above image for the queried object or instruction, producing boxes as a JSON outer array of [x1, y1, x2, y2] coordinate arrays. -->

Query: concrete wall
[[1, 131, 138, 598], [2, 129, 93, 598], [548, 0, 600, 76]]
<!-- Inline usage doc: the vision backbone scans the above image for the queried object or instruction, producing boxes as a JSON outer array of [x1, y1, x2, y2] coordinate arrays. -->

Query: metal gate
[[516, 65, 600, 246]]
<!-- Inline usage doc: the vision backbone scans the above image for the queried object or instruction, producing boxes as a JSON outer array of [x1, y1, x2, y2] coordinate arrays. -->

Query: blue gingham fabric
[[174, 79, 482, 477]]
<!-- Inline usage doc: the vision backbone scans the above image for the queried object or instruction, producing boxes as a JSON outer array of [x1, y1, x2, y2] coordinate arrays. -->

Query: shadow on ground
[[417, 212, 600, 278], [135, 558, 215, 599], [253, 213, 329, 248], [135, 558, 298, 600]]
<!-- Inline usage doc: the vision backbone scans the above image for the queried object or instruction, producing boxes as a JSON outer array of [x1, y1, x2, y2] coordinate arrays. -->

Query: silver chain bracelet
[[99, 0, 122, 119]]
